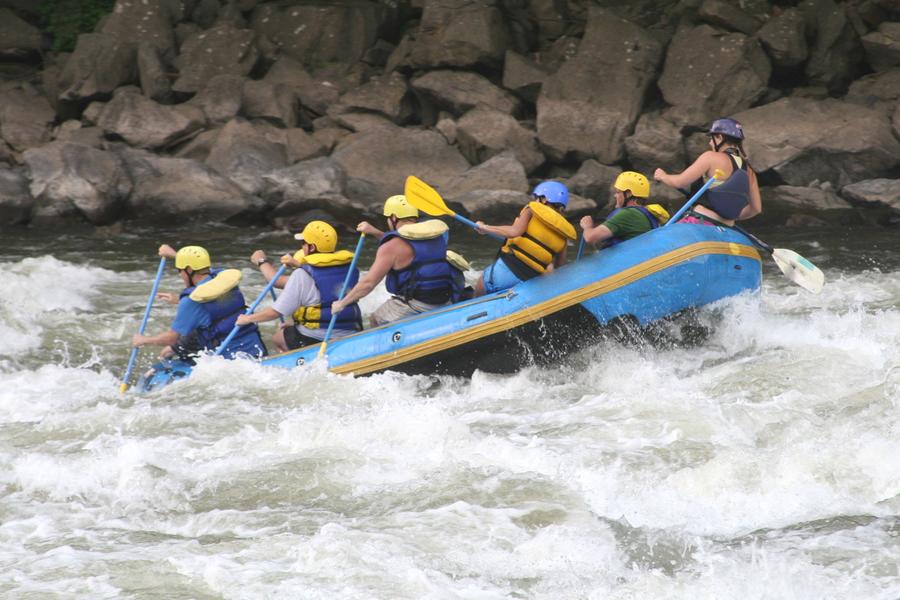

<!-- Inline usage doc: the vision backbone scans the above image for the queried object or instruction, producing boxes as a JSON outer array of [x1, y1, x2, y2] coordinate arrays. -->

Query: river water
[[0, 221, 898, 599]]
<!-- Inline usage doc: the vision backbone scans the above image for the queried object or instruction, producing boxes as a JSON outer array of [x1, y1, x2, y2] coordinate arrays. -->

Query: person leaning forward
[[235, 221, 363, 352], [580, 171, 670, 247], [331, 195, 462, 326], [132, 244, 267, 361], [473, 181, 577, 297]]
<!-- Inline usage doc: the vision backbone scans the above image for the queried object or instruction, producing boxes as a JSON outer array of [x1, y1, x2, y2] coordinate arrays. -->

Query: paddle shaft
[[664, 176, 720, 226], [269, 287, 284, 322], [454, 213, 505, 241], [732, 224, 774, 254], [120, 257, 167, 392], [318, 234, 366, 358], [214, 264, 287, 356], [576, 234, 586, 261]]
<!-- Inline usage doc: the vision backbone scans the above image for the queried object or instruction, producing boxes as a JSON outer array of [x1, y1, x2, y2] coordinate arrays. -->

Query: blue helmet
[[709, 118, 744, 140], [532, 181, 569, 208]]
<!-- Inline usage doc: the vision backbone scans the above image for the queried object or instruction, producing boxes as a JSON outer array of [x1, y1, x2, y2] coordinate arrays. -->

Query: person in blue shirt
[[131, 244, 267, 361]]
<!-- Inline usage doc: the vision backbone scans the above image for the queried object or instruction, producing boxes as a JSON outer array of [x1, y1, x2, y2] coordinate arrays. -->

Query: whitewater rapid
[[0, 246, 897, 598]]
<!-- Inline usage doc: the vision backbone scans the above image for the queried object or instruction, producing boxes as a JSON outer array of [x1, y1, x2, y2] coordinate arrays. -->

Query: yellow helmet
[[175, 246, 211, 271], [383, 194, 419, 219], [614, 171, 650, 199], [294, 220, 337, 253]]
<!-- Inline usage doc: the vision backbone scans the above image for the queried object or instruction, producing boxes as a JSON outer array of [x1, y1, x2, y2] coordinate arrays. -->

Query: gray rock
[[263, 156, 347, 203], [435, 115, 457, 145], [137, 42, 172, 102], [564, 160, 622, 208], [445, 151, 530, 197], [264, 57, 340, 117], [624, 112, 686, 176], [328, 72, 412, 125], [0, 86, 55, 152], [802, 0, 866, 92], [737, 97, 900, 187], [57, 33, 137, 102], [205, 119, 287, 195], [411, 70, 521, 118], [757, 8, 808, 68], [764, 184, 853, 211], [845, 68, 900, 115], [54, 122, 105, 148], [658, 24, 771, 126], [242, 79, 297, 127], [173, 128, 220, 162], [0, 166, 33, 225], [502, 51, 551, 102], [172, 23, 258, 94], [116, 146, 264, 221], [450, 189, 530, 223], [405, 0, 510, 71], [24, 142, 132, 225], [456, 108, 544, 174], [311, 127, 350, 154], [100, 0, 177, 59], [537, 8, 663, 163], [188, 74, 244, 123], [0, 8, 42, 57], [331, 123, 471, 205], [841, 178, 900, 211], [862, 22, 900, 71], [329, 113, 396, 133], [698, 0, 762, 34], [97, 90, 206, 149]]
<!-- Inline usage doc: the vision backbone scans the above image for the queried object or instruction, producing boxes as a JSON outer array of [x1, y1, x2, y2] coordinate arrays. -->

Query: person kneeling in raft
[[235, 221, 364, 352], [579, 171, 670, 247], [132, 244, 267, 361], [473, 181, 577, 297], [331, 195, 469, 326]]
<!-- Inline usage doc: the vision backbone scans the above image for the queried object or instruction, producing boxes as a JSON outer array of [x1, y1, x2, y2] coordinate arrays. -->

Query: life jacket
[[699, 150, 750, 220], [382, 220, 459, 305], [291, 250, 363, 331], [501, 201, 577, 276], [178, 268, 259, 352], [602, 204, 669, 247]]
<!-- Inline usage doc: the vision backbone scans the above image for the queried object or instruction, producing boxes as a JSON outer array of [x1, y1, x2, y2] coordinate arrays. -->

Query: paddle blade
[[404, 176, 456, 218], [119, 382, 129, 394], [771, 248, 825, 294]]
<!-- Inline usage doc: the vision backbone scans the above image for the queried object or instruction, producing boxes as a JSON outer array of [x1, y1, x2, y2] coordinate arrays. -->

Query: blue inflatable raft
[[139, 223, 761, 391]]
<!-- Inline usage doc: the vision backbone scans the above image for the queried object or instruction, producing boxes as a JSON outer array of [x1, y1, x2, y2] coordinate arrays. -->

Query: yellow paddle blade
[[119, 382, 129, 394], [404, 176, 457, 218]]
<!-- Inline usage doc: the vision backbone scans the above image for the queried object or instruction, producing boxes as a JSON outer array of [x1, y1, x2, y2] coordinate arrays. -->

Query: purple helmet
[[709, 118, 744, 140], [532, 181, 569, 207]]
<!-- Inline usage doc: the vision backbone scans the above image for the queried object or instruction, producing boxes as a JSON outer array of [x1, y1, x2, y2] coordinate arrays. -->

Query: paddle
[[269, 287, 284, 323], [576, 234, 586, 261], [317, 233, 366, 358], [120, 257, 167, 393], [733, 225, 824, 294], [404, 175, 505, 241], [214, 265, 287, 356], [663, 169, 726, 226]]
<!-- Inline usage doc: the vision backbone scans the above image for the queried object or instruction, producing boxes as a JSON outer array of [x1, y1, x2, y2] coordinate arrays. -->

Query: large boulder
[[262, 157, 364, 226], [172, 23, 258, 93], [205, 119, 287, 195], [97, 89, 206, 149], [737, 98, 900, 187], [100, 0, 177, 59], [188, 74, 245, 123], [564, 160, 622, 209], [698, 0, 762, 34], [0, 86, 55, 153], [404, 0, 510, 71], [136, 42, 172, 102], [841, 179, 900, 213], [57, 33, 137, 102], [331, 123, 471, 205], [444, 151, 530, 197], [757, 8, 808, 68], [624, 112, 686, 176], [411, 70, 521, 118], [536, 8, 663, 163], [250, 1, 397, 67], [327, 72, 413, 125], [845, 68, 900, 116], [23, 142, 132, 225], [861, 22, 900, 71], [263, 57, 341, 118], [0, 8, 42, 58], [658, 24, 771, 126], [0, 166, 33, 225], [801, 0, 866, 92], [115, 146, 265, 221], [455, 108, 544, 174], [242, 79, 297, 127], [502, 50, 552, 102]]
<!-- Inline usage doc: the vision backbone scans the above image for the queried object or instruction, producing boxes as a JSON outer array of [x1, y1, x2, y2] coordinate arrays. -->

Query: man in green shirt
[[579, 171, 670, 247]]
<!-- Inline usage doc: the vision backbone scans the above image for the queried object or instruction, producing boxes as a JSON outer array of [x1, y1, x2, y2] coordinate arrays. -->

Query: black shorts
[[283, 326, 323, 350]]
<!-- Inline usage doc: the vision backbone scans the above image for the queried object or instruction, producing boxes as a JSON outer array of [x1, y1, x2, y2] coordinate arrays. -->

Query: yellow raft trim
[[279, 241, 760, 375], [189, 269, 242, 302]]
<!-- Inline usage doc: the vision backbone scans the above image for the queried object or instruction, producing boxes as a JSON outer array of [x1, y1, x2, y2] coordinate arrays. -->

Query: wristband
[[256, 257, 271, 267]]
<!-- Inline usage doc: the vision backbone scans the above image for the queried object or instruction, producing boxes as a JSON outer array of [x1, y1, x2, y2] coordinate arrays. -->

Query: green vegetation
[[40, 0, 116, 53]]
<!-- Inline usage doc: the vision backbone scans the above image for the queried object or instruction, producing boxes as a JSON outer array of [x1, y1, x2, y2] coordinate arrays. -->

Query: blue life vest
[[298, 263, 363, 331], [381, 231, 459, 304], [699, 151, 750, 219], [602, 205, 661, 247], [178, 269, 261, 354]]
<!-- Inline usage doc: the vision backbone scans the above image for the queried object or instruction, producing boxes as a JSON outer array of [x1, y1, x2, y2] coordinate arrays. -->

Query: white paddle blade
[[771, 248, 825, 294]]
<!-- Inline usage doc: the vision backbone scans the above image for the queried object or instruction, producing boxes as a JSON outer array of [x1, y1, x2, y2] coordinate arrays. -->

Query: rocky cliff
[[0, 0, 898, 231]]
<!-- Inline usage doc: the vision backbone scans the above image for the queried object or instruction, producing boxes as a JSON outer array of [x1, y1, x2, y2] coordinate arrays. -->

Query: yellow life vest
[[397, 219, 449, 240], [292, 250, 355, 325], [645, 203, 671, 225], [502, 201, 576, 273], [189, 269, 242, 302]]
